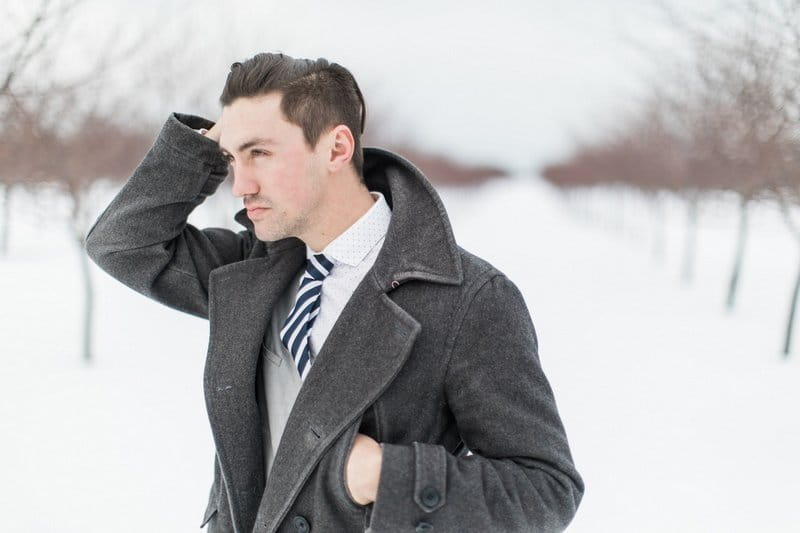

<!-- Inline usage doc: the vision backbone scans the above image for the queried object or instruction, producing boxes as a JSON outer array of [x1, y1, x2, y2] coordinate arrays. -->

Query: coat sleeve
[[84, 112, 253, 320], [367, 272, 584, 533]]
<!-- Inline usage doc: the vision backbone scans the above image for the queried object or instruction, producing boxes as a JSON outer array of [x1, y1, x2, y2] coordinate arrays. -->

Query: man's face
[[218, 92, 327, 243]]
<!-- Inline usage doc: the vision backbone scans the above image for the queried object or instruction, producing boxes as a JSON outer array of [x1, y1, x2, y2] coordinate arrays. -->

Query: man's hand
[[203, 119, 222, 143], [345, 433, 383, 505]]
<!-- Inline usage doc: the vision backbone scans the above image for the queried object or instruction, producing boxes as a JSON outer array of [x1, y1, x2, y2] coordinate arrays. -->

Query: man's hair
[[220, 52, 366, 178]]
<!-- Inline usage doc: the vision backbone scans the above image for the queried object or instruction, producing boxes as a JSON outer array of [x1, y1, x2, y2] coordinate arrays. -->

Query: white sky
[[13, 0, 726, 171]]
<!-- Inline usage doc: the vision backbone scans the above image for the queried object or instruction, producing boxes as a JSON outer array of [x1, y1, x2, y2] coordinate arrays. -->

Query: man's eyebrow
[[219, 138, 278, 156], [238, 138, 278, 151]]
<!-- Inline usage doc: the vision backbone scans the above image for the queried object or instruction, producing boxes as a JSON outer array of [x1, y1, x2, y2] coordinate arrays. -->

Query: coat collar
[[232, 146, 464, 291]]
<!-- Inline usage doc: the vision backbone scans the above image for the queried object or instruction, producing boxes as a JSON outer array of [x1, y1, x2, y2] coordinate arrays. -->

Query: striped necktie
[[280, 253, 334, 380]]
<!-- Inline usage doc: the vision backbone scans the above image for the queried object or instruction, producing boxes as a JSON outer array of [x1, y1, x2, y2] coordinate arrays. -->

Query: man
[[85, 52, 584, 533]]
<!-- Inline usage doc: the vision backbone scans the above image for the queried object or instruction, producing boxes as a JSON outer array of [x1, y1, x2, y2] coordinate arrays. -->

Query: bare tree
[[1, 0, 163, 362], [0, 0, 81, 254], [541, 0, 800, 357]]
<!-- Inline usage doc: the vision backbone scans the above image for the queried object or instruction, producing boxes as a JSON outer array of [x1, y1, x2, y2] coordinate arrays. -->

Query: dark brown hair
[[220, 52, 366, 178]]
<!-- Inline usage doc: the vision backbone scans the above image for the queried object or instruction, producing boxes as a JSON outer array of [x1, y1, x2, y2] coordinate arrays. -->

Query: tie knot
[[306, 253, 334, 281]]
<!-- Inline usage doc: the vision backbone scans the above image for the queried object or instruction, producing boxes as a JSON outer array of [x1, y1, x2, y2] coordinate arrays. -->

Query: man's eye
[[251, 149, 269, 157]]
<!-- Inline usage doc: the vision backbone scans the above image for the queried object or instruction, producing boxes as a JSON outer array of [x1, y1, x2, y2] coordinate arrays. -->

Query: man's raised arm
[[84, 112, 252, 319]]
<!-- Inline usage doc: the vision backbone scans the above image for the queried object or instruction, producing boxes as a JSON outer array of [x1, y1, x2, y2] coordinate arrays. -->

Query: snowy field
[[1, 175, 799, 532]]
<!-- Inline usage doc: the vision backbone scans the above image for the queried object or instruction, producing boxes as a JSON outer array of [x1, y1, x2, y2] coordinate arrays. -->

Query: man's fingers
[[205, 120, 222, 143]]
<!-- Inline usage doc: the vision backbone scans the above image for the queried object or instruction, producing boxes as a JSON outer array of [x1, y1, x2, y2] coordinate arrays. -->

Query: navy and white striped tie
[[280, 253, 334, 380]]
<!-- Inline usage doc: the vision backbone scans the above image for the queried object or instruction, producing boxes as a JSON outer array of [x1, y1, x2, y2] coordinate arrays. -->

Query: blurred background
[[2, 0, 799, 531]]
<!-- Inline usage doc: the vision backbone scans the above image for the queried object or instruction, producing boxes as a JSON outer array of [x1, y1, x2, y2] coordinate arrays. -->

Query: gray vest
[[256, 265, 306, 481]]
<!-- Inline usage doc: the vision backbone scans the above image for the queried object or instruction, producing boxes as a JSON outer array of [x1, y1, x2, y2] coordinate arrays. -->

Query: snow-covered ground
[[1, 176, 798, 532]]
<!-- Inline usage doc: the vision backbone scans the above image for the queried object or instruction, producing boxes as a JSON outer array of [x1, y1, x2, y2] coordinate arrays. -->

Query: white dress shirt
[[304, 189, 392, 362]]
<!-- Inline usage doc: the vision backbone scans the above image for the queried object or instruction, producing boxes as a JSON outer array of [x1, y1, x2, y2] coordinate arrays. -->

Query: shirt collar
[[305, 190, 392, 267]]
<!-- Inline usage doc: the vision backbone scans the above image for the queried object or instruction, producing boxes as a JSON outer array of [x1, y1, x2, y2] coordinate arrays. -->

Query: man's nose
[[230, 163, 259, 198]]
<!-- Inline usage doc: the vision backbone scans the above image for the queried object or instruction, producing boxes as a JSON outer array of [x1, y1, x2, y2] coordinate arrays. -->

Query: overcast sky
[[17, 0, 726, 172]]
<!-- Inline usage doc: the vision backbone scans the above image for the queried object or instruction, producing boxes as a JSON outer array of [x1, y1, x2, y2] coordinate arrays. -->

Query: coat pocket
[[335, 414, 372, 512]]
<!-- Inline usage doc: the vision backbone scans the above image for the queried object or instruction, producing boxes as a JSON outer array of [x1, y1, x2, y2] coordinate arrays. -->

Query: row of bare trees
[[1, 1, 156, 362], [542, 0, 800, 357]]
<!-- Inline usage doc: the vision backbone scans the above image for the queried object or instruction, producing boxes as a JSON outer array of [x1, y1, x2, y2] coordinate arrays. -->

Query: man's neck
[[304, 181, 376, 253]]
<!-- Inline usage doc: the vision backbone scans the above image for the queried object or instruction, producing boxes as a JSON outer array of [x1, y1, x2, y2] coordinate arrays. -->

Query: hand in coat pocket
[[344, 432, 384, 505]]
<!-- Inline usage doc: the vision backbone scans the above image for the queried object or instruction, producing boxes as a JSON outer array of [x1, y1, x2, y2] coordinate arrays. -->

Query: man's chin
[[255, 227, 290, 243]]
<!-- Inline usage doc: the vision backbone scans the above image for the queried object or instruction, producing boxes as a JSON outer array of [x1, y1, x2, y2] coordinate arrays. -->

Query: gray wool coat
[[84, 113, 584, 533]]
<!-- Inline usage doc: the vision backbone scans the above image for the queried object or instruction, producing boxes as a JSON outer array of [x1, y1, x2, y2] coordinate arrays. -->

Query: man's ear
[[327, 125, 355, 172]]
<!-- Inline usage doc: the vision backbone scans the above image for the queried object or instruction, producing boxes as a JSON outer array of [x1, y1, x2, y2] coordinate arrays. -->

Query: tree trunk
[[77, 230, 94, 364], [651, 193, 666, 265], [783, 257, 800, 358], [70, 188, 93, 364], [777, 195, 800, 359], [783, 258, 800, 358], [0, 184, 10, 256], [726, 197, 749, 310], [681, 195, 699, 284]]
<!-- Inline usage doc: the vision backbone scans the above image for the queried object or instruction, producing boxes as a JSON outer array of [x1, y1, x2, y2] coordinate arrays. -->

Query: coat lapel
[[259, 266, 421, 532], [204, 241, 306, 533]]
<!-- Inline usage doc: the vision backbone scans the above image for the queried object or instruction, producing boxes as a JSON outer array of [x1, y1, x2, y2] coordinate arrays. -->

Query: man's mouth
[[246, 207, 270, 219]]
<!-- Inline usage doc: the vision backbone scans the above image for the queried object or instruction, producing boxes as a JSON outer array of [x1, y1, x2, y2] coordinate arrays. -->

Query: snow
[[1, 177, 798, 532]]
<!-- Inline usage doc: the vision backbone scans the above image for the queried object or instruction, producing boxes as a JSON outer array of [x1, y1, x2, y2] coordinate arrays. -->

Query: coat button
[[415, 522, 434, 532], [292, 515, 310, 532], [420, 486, 440, 509]]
